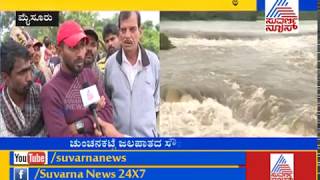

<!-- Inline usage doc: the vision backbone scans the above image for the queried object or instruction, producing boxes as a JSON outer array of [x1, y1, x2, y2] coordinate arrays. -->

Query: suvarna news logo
[[270, 153, 294, 180], [265, 0, 299, 33]]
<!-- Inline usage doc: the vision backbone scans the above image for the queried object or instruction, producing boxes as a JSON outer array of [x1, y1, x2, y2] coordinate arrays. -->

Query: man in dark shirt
[[40, 20, 122, 137], [97, 23, 121, 73], [25, 39, 47, 86], [83, 28, 103, 80]]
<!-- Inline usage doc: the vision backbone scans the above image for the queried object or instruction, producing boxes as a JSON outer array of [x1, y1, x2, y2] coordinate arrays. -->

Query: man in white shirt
[[121, 48, 143, 89], [105, 11, 160, 137]]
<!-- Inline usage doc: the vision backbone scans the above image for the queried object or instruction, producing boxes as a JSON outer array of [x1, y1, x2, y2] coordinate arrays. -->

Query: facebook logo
[[14, 168, 28, 180]]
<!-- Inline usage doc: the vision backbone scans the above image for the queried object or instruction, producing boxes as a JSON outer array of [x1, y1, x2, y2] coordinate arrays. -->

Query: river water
[[159, 20, 317, 137]]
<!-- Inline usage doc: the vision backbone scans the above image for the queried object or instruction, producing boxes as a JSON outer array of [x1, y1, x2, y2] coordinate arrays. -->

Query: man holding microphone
[[40, 20, 123, 137]]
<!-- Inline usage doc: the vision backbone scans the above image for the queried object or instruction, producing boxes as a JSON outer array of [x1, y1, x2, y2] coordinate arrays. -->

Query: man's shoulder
[[81, 68, 102, 86], [40, 72, 61, 96], [144, 49, 159, 67], [106, 51, 119, 63], [82, 67, 98, 78], [145, 48, 157, 56], [41, 80, 54, 97], [105, 51, 120, 70]]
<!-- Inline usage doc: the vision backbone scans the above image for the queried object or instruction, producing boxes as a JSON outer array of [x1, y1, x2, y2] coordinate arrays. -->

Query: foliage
[[141, 20, 159, 54], [0, 12, 15, 42], [1, 12, 159, 54]]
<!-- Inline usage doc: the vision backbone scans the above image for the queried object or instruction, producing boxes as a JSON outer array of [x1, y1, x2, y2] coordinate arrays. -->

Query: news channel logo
[[270, 153, 294, 180], [13, 151, 48, 165], [265, 0, 299, 33], [14, 168, 28, 180]]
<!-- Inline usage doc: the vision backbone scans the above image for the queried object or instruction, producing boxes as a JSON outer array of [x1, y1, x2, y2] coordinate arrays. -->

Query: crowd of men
[[0, 11, 160, 137]]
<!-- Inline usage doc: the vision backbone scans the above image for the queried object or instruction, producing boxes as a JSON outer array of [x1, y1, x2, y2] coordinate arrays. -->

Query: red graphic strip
[[246, 152, 316, 180]]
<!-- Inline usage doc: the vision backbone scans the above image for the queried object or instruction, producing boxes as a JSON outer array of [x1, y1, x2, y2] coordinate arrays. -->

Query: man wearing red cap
[[30, 40, 52, 82], [24, 38, 47, 86], [40, 20, 122, 137]]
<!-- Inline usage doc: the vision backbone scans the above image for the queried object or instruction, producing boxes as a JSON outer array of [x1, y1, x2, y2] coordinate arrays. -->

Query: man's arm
[[94, 117, 124, 137], [40, 86, 94, 137], [154, 57, 160, 116], [104, 59, 113, 100], [95, 67, 113, 124]]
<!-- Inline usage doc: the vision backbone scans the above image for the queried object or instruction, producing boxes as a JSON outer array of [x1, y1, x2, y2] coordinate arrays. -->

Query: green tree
[[60, 11, 99, 27], [1, 12, 15, 42], [141, 21, 159, 54], [143, 20, 153, 29]]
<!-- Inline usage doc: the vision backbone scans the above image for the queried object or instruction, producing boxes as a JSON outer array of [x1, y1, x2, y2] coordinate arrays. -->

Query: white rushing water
[[159, 21, 317, 137]]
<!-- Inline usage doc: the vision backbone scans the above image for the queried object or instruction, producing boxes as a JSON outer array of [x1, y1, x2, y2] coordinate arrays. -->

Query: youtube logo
[[13, 151, 47, 165], [27, 152, 46, 165]]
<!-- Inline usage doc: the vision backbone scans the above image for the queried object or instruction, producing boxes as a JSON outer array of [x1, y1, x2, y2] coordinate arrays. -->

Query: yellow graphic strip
[[0, 151, 10, 179], [0, 0, 256, 11]]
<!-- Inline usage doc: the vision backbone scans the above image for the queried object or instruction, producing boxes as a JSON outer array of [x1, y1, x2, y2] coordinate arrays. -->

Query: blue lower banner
[[11, 167, 246, 180], [3, 138, 317, 180]]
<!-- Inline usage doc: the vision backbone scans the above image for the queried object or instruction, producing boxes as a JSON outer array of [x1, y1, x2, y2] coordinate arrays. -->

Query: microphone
[[81, 82, 103, 135]]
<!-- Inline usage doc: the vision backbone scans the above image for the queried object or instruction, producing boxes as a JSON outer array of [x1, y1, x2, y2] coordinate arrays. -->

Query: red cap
[[57, 20, 87, 47]]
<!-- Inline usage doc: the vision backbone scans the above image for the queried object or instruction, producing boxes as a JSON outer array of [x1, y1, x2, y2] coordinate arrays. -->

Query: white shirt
[[121, 48, 143, 90], [0, 111, 15, 137]]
